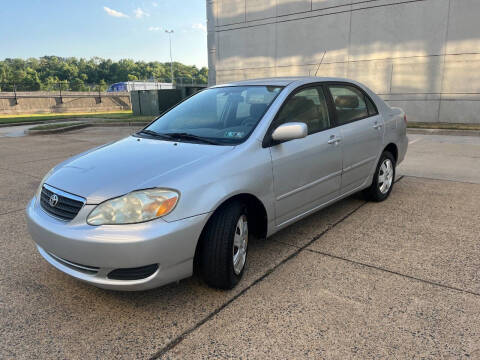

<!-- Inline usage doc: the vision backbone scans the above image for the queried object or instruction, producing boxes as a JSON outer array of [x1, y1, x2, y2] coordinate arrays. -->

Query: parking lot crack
[[403, 174, 480, 185], [306, 248, 480, 297]]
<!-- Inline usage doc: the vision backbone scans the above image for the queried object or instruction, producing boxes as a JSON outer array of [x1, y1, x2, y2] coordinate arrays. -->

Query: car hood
[[46, 136, 234, 203]]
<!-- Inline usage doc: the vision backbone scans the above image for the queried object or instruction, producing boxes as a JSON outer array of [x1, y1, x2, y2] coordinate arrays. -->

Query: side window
[[329, 85, 369, 125], [276, 86, 330, 135]]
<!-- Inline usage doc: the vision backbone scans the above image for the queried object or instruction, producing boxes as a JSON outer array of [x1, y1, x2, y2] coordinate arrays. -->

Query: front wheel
[[199, 202, 248, 289], [364, 151, 396, 202]]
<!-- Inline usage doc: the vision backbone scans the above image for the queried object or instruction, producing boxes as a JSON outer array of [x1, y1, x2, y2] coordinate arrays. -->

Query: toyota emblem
[[49, 194, 59, 207]]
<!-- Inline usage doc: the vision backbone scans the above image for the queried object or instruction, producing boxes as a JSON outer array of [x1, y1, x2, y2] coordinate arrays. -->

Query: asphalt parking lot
[[1, 127, 479, 359]]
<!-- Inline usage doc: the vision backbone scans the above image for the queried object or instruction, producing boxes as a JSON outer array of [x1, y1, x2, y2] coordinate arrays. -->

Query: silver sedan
[[26, 77, 408, 291]]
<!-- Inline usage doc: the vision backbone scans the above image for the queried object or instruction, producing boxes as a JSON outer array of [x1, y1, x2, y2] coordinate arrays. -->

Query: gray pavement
[[398, 133, 480, 184], [0, 124, 37, 138], [0, 128, 479, 359]]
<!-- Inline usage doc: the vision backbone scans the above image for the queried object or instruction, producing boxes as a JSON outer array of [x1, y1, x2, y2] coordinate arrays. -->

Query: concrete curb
[[0, 117, 122, 128], [0, 118, 81, 128], [0, 117, 147, 128], [26, 121, 148, 135], [407, 128, 480, 137], [27, 123, 90, 135]]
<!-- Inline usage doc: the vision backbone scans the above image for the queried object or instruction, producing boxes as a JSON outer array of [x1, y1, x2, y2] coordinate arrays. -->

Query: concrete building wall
[[0, 92, 131, 115], [207, 0, 480, 124]]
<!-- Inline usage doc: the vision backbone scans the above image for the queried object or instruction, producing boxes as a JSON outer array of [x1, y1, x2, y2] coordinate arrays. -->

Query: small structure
[[107, 81, 174, 92], [131, 84, 207, 116]]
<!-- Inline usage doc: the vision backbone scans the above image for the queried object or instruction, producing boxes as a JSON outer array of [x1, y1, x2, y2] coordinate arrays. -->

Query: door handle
[[328, 137, 342, 145]]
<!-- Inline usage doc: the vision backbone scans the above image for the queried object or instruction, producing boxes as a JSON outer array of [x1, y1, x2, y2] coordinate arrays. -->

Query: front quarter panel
[[161, 141, 275, 228]]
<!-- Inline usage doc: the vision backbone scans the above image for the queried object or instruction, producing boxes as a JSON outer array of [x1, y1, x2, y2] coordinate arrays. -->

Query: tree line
[[0, 56, 208, 91]]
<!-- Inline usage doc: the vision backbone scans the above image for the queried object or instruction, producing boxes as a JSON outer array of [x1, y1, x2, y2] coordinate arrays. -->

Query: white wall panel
[[218, 0, 246, 26], [246, 0, 276, 21], [276, 13, 350, 66], [446, 0, 480, 55], [217, 23, 276, 70], [277, 0, 311, 16], [349, 0, 449, 61]]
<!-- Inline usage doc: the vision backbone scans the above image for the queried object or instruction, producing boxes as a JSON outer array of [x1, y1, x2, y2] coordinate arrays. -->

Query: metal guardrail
[[0, 90, 129, 105], [0, 78, 207, 104], [0, 78, 207, 92]]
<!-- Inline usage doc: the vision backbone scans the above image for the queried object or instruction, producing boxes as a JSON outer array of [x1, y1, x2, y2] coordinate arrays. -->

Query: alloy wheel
[[232, 215, 248, 275], [378, 158, 394, 194]]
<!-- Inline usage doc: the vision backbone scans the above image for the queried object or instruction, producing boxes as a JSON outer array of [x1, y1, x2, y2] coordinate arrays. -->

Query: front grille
[[40, 185, 85, 221], [108, 264, 159, 280]]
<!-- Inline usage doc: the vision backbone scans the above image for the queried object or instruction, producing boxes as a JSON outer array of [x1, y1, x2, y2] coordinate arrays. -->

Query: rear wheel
[[364, 151, 396, 202], [199, 202, 248, 289]]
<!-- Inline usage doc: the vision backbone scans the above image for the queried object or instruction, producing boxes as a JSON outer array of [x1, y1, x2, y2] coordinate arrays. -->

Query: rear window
[[328, 85, 369, 125]]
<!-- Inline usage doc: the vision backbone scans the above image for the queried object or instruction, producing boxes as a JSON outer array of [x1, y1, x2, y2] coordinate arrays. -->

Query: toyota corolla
[[26, 77, 408, 291]]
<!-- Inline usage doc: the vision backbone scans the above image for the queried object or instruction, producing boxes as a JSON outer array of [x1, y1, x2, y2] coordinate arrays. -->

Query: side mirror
[[271, 122, 308, 143]]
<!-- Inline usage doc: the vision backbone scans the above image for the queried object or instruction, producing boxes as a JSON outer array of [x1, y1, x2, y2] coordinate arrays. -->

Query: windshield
[[144, 85, 283, 144]]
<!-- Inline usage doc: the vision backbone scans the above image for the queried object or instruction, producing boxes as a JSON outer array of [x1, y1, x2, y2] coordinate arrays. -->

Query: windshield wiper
[[163, 132, 220, 145], [138, 129, 174, 139]]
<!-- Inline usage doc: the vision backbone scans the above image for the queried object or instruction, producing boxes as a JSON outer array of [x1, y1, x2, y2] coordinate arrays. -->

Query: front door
[[269, 85, 343, 227]]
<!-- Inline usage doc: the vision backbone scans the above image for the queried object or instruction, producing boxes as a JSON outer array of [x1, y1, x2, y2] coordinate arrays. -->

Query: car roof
[[212, 76, 354, 87]]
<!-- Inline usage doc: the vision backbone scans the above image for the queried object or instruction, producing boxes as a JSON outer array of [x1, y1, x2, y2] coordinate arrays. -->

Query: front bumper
[[26, 197, 210, 291]]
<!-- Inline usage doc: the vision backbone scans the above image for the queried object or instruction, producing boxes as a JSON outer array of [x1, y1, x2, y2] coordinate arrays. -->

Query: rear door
[[326, 83, 383, 194], [268, 85, 343, 227]]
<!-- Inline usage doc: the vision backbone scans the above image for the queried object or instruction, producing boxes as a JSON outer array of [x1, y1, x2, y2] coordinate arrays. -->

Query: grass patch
[[0, 111, 149, 125], [30, 123, 86, 131], [408, 122, 480, 131]]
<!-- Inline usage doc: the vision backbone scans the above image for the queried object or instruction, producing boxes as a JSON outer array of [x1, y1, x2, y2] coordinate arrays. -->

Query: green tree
[[70, 77, 87, 91], [96, 79, 108, 92], [0, 56, 208, 91]]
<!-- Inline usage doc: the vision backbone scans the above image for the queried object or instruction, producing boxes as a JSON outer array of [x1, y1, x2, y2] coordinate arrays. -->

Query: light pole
[[165, 30, 174, 84]]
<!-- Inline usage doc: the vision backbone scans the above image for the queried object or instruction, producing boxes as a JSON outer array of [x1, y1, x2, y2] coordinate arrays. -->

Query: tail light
[[403, 114, 407, 124]]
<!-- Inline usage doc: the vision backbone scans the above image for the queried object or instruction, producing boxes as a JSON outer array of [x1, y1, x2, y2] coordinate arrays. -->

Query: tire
[[364, 151, 396, 202], [199, 201, 249, 289]]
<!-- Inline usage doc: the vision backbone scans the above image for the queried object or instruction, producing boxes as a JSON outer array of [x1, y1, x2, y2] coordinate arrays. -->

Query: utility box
[[158, 89, 183, 114], [131, 85, 206, 116], [131, 90, 159, 116]]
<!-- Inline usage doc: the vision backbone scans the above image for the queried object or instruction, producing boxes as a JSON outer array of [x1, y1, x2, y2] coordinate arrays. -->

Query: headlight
[[36, 168, 55, 199], [87, 189, 179, 225]]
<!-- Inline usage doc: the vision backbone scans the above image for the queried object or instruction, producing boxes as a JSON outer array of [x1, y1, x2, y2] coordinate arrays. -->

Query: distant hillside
[[0, 56, 208, 91]]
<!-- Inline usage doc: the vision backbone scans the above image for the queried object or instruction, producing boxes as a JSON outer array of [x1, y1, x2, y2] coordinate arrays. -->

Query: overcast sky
[[0, 0, 208, 67]]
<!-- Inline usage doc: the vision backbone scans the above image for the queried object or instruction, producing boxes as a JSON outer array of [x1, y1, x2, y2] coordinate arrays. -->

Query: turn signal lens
[[155, 197, 178, 217]]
